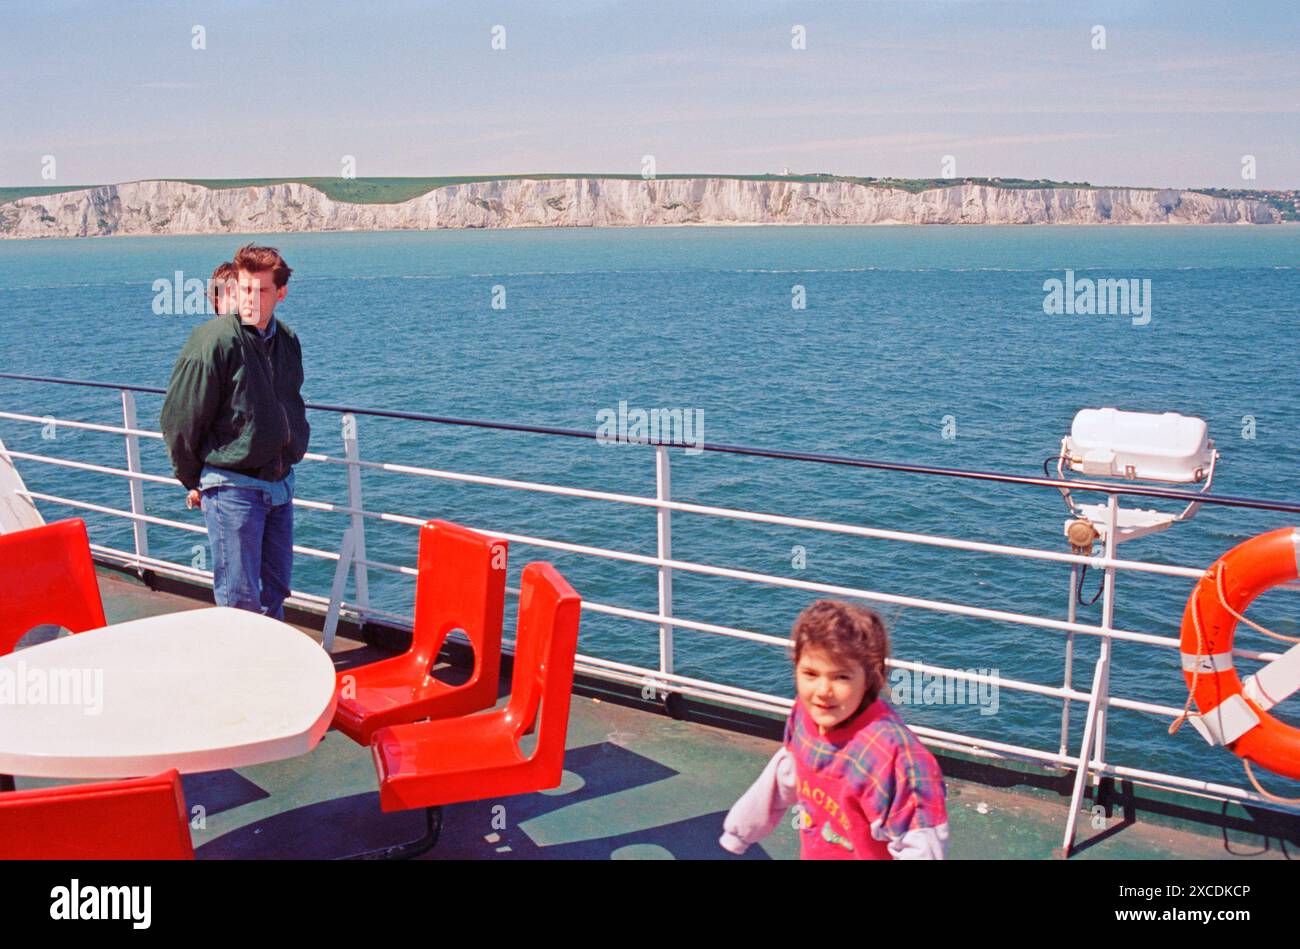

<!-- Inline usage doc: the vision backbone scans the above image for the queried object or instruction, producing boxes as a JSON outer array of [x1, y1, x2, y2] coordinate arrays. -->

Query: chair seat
[[372, 711, 548, 812], [334, 660, 459, 743]]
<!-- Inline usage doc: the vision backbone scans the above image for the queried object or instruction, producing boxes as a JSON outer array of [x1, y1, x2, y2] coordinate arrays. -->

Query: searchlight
[[1053, 407, 1218, 548]]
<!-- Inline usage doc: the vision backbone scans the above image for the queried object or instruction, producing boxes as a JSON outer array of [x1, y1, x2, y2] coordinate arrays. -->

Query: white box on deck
[[1065, 408, 1213, 483]]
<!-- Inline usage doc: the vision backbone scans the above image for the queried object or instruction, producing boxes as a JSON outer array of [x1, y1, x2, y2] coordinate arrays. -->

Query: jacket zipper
[[256, 332, 292, 478]]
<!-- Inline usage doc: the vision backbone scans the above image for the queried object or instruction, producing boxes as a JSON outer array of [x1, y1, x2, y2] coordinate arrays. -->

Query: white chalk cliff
[[0, 177, 1278, 238]]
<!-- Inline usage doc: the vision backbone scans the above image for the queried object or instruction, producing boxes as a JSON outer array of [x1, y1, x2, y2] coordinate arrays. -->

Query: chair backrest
[[410, 520, 508, 689], [506, 562, 582, 768], [0, 769, 195, 859], [0, 517, 107, 656]]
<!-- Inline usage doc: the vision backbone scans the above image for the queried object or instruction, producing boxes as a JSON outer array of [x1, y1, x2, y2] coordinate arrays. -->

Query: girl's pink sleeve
[[719, 746, 799, 855], [869, 735, 950, 859]]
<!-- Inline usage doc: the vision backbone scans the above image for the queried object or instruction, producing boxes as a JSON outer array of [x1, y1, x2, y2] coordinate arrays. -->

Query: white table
[[0, 607, 338, 779]]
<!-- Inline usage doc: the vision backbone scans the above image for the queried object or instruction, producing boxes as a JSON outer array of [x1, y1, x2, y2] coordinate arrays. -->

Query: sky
[[1, 0, 1297, 189]]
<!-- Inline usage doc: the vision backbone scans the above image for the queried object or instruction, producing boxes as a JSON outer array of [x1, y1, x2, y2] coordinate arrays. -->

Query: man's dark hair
[[233, 243, 293, 288]]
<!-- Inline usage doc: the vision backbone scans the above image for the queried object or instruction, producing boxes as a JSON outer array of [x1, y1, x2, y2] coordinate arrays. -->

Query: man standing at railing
[[160, 244, 310, 621]]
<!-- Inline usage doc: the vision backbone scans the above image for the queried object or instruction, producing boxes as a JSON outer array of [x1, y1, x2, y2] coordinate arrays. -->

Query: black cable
[[1051, 453, 1102, 605], [1052, 453, 1105, 605], [1076, 562, 1105, 606]]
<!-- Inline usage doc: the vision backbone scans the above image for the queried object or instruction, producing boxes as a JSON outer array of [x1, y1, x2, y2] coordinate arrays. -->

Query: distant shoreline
[[0, 176, 1285, 239], [7, 220, 1300, 244]]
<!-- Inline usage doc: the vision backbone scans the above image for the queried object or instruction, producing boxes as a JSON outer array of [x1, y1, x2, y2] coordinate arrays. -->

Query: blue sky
[[1, 0, 1296, 188]]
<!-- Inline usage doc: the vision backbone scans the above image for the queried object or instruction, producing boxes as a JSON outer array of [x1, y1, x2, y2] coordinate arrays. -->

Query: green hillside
[[0, 185, 98, 204], [2, 174, 1111, 208]]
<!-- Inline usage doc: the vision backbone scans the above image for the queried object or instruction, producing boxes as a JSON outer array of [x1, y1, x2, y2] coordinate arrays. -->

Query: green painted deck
[[12, 566, 1296, 860]]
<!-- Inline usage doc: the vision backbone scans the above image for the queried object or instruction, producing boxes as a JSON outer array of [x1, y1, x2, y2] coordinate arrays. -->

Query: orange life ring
[[1179, 527, 1300, 781]]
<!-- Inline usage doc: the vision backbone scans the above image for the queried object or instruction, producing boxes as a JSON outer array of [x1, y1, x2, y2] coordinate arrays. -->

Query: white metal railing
[[2, 377, 1299, 858]]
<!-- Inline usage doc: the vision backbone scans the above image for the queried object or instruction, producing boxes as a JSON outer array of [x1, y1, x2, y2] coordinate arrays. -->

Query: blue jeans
[[200, 485, 294, 620]]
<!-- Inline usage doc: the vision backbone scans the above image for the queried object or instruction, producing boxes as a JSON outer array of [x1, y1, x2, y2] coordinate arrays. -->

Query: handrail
[[4, 370, 1298, 513]]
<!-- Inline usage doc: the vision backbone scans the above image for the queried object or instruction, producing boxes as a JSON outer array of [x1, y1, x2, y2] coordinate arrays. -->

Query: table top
[[0, 607, 338, 779]]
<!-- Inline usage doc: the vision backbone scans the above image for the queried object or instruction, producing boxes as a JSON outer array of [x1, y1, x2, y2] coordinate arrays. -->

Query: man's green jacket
[[160, 314, 310, 491]]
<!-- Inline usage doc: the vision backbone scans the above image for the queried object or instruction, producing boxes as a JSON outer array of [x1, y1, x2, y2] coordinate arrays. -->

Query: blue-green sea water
[[1, 225, 1297, 791]]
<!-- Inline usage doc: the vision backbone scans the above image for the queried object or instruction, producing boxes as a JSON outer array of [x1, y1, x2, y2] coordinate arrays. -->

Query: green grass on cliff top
[[1, 174, 1111, 207]]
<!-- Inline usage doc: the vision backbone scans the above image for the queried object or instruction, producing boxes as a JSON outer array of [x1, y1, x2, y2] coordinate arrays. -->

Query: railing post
[[322, 527, 356, 653], [1059, 657, 1107, 858], [1091, 494, 1119, 781], [1057, 564, 1078, 760], [655, 445, 674, 679], [1058, 494, 1118, 858], [341, 413, 370, 618], [120, 390, 149, 577]]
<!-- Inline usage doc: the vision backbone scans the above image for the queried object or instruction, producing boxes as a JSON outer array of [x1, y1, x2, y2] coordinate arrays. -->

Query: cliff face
[[0, 177, 1278, 238]]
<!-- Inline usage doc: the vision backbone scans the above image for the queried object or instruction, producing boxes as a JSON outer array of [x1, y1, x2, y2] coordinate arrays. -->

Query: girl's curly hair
[[791, 600, 891, 705]]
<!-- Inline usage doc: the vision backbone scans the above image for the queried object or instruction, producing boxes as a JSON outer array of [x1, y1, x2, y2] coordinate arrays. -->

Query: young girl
[[720, 600, 949, 859]]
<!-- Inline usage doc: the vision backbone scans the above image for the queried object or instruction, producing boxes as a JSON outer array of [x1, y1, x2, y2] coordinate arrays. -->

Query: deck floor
[[10, 567, 1294, 860]]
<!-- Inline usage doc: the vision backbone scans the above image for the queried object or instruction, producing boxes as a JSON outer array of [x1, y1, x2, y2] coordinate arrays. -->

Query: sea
[[1, 224, 1297, 791]]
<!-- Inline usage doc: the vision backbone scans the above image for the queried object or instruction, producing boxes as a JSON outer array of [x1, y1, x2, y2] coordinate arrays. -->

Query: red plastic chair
[[0, 517, 106, 793], [356, 562, 581, 858], [0, 770, 195, 859], [0, 517, 106, 656], [332, 520, 508, 745]]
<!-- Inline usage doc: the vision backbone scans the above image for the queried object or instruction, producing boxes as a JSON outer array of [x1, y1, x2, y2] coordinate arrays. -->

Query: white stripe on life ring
[[1181, 651, 1234, 674]]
